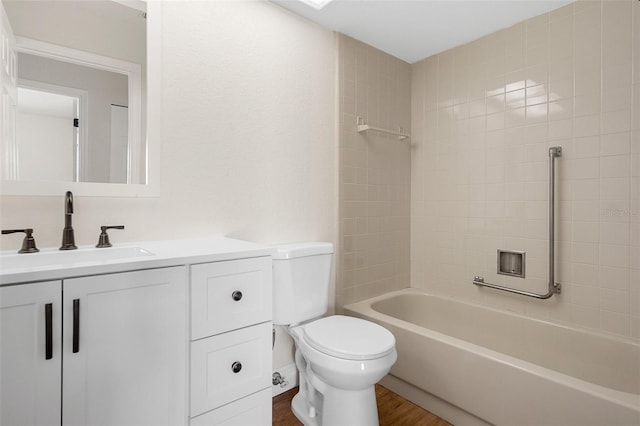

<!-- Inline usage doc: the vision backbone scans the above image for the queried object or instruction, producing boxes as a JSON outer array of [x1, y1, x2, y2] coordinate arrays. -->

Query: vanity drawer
[[190, 322, 271, 417], [190, 388, 271, 426], [191, 257, 271, 340]]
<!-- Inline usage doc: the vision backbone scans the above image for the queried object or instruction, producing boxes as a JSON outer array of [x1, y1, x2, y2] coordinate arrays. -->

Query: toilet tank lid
[[273, 242, 334, 260]]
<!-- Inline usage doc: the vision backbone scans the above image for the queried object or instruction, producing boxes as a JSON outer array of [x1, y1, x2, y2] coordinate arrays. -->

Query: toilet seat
[[301, 315, 395, 361]]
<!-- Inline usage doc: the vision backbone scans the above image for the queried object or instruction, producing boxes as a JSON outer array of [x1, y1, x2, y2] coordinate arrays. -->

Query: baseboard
[[272, 363, 298, 397]]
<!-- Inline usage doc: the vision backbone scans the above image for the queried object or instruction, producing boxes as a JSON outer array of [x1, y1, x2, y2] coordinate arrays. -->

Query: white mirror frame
[[1, 1, 160, 197]]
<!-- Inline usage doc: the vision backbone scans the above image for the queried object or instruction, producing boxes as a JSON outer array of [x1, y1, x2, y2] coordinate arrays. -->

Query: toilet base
[[292, 391, 318, 426], [291, 384, 379, 426]]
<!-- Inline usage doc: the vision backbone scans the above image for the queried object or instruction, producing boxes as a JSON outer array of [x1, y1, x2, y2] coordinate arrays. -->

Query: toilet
[[273, 242, 397, 426]]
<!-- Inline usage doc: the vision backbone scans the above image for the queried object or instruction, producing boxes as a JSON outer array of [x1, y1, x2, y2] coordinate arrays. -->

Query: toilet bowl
[[291, 316, 396, 388], [272, 243, 397, 426], [288, 316, 396, 426]]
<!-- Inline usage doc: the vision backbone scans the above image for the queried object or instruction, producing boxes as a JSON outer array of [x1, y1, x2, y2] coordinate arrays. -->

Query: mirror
[[13, 39, 142, 184], [1, 0, 160, 196]]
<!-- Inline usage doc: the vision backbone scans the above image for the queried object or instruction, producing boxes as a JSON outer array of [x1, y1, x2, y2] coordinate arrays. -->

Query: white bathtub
[[344, 288, 640, 426]]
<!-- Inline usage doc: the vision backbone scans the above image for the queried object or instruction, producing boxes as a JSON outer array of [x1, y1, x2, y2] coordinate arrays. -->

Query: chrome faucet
[[60, 191, 77, 250]]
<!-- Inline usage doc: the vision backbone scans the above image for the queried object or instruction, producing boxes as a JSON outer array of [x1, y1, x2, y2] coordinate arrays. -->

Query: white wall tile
[[411, 0, 637, 340], [338, 35, 411, 303]]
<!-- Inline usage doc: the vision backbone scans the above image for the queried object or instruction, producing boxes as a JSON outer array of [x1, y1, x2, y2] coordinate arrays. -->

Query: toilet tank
[[272, 242, 333, 326]]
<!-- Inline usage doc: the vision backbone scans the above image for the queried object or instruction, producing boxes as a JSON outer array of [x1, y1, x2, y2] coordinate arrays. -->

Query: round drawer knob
[[232, 290, 243, 301], [231, 361, 242, 373]]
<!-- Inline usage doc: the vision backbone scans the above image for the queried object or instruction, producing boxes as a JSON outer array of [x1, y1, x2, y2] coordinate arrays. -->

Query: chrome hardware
[[96, 225, 125, 248], [231, 290, 243, 301], [231, 361, 242, 373], [473, 276, 560, 299], [473, 146, 562, 300], [60, 191, 77, 250], [1, 228, 39, 253], [272, 371, 289, 388], [497, 250, 525, 278]]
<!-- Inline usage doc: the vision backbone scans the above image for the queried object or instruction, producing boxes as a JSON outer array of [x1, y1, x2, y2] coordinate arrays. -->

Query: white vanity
[[0, 237, 273, 425]]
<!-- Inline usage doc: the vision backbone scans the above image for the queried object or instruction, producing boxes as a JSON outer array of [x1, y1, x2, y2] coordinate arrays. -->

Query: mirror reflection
[[1, 0, 146, 185]]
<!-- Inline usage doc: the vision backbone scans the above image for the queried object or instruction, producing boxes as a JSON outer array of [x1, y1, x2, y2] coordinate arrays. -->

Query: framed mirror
[[1, 0, 160, 197]]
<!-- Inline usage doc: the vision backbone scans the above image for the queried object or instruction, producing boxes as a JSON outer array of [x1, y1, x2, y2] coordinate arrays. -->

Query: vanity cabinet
[[0, 237, 274, 425], [189, 257, 272, 425], [0, 281, 62, 426], [0, 267, 187, 426]]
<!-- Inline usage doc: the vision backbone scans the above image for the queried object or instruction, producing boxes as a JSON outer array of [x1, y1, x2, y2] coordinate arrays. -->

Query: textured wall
[[411, 0, 639, 340], [2, 1, 335, 250], [336, 34, 412, 309], [1, 1, 337, 368]]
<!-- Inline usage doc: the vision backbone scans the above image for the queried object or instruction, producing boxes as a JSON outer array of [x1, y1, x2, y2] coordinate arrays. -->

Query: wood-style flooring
[[273, 384, 452, 426]]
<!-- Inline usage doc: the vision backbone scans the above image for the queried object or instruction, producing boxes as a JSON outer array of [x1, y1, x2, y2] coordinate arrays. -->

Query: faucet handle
[[96, 226, 125, 248], [2, 228, 40, 253]]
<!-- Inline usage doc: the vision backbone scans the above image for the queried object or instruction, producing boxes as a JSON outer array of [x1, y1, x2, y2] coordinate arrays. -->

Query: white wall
[[1, 1, 336, 369]]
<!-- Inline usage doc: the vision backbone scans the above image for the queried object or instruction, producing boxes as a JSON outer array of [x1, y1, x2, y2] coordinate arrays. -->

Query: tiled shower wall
[[411, 0, 639, 339], [336, 34, 412, 309]]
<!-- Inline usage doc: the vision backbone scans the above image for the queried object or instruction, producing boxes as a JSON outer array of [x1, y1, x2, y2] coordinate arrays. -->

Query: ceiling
[[271, 0, 574, 64]]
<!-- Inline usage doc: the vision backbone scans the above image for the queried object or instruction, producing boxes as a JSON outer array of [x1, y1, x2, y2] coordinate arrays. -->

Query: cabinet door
[[0, 281, 61, 426], [62, 267, 187, 426]]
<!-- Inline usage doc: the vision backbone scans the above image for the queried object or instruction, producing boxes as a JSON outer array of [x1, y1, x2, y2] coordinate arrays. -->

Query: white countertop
[[0, 237, 275, 285]]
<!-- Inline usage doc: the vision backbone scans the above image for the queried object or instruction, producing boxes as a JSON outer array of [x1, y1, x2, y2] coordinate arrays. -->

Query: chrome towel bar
[[473, 146, 562, 300]]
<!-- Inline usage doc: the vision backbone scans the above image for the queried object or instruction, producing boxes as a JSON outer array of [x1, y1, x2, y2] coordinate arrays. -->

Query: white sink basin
[[0, 246, 155, 271]]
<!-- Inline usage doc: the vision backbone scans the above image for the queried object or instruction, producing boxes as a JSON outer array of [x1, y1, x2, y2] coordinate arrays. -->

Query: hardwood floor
[[272, 387, 303, 426], [273, 385, 452, 426]]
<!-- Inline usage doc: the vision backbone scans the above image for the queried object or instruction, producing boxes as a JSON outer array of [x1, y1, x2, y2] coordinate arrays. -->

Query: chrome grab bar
[[473, 146, 562, 300]]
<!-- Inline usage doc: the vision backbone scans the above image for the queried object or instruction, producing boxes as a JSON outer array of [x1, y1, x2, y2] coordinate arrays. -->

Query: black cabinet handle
[[45, 303, 53, 360], [231, 290, 243, 301], [72, 299, 80, 353], [231, 361, 242, 373]]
